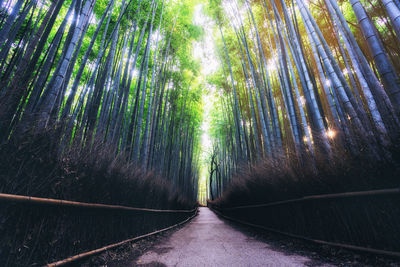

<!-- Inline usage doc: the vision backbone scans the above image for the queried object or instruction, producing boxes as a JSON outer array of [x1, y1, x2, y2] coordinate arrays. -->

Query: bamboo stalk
[[215, 187, 400, 210], [0, 193, 197, 213], [209, 206, 400, 258], [46, 209, 198, 266]]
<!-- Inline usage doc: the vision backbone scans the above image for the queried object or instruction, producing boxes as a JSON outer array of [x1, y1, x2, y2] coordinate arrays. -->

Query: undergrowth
[[209, 139, 400, 251], [0, 127, 196, 266]]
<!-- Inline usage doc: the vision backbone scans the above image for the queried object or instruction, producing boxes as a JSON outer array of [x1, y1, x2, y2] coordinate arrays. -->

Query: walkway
[[134, 207, 332, 266]]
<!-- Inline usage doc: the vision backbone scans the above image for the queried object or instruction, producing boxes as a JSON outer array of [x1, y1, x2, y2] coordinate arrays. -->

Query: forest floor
[[81, 207, 400, 267]]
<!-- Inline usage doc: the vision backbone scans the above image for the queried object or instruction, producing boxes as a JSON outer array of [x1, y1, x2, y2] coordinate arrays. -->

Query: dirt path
[[131, 207, 333, 266]]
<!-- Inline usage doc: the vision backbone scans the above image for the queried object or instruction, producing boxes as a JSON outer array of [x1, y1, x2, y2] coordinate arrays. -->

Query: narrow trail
[[133, 207, 333, 266]]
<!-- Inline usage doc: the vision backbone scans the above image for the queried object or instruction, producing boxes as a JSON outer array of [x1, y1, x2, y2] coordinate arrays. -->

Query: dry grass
[[210, 138, 400, 251], [0, 127, 196, 266]]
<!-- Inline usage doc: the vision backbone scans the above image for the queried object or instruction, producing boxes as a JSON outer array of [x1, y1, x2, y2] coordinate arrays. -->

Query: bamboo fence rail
[[46, 209, 198, 266], [215, 187, 400, 211], [209, 206, 400, 258], [208, 187, 400, 258], [0, 192, 197, 213], [2, 188, 399, 262]]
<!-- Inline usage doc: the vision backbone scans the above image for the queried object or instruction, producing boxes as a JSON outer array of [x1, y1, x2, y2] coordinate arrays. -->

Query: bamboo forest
[[1, 0, 400, 265]]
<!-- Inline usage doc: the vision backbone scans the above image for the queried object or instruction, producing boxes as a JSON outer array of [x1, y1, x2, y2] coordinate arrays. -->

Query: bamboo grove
[[206, 0, 400, 198], [0, 0, 204, 201]]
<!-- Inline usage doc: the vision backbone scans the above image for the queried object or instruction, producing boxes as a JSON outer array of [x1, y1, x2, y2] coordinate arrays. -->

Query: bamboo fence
[[215, 187, 400, 211], [0, 192, 196, 213]]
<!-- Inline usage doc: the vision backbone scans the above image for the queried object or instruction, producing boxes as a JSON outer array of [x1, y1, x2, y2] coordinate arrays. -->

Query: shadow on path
[[82, 207, 400, 267]]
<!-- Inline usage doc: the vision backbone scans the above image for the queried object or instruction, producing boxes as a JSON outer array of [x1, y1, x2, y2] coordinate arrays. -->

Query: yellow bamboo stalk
[[0, 193, 197, 213]]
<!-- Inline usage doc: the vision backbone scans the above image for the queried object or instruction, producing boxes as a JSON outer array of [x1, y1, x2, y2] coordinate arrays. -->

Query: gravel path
[[133, 207, 333, 266]]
